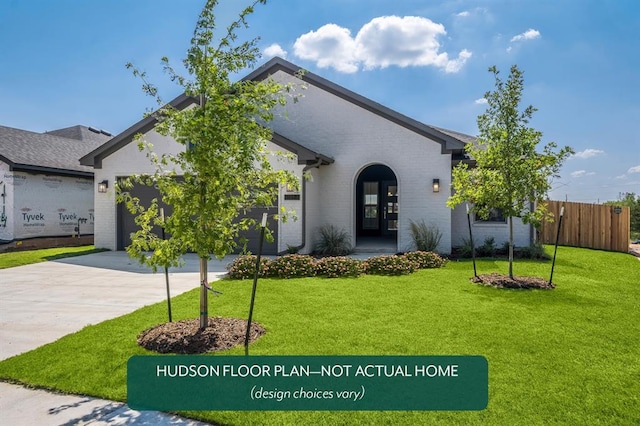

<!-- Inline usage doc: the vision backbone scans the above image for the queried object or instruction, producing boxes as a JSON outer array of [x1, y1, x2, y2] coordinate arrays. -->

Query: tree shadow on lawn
[[43, 248, 108, 262], [470, 279, 607, 308]]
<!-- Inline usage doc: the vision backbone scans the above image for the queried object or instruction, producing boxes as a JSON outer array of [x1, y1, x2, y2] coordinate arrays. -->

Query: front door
[[382, 181, 398, 237], [356, 164, 398, 241]]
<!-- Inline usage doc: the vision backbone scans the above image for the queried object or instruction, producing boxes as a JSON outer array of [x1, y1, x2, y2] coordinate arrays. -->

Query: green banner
[[128, 355, 488, 411]]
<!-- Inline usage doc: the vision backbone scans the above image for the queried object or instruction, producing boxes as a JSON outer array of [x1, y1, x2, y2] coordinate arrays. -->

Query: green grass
[[1, 246, 639, 425], [0, 245, 106, 269]]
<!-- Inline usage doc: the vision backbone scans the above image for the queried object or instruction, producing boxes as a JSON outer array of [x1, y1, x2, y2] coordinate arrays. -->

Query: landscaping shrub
[[501, 240, 510, 255], [314, 224, 353, 256], [403, 251, 447, 269], [268, 254, 316, 279], [476, 236, 497, 257], [316, 256, 364, 278], [363, 255, 416, 276], [517, 241, 550, 260], [409, 220, 442, 252], [226, 255, 271, 279], [455, 237, 475, 258]]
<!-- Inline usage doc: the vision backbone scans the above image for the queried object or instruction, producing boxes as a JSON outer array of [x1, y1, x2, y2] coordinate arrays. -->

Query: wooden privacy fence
[[539, 200, 630, 253]]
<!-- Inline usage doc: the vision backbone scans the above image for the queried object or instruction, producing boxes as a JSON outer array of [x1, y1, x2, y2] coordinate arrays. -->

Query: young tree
[[118, 0, 300, 329], [448, 65, 573, 278]]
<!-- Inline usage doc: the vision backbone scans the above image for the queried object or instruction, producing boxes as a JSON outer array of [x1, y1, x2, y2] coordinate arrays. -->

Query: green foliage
[[313, 224, 353, 256], [517, 241, 550, 260], [226, 254, 270, 279], [286, 245, 300, 254], [455, 238, 475, 258], [363, 255, 416, 276], [268, 254, 316, 279], [403, 251, 447, 269], [408, 220, 442, 252], [476, 237, 497, 257], [447, 65, 573, 277], [118, 0, 301, 269], [315, 256, 364, 278]]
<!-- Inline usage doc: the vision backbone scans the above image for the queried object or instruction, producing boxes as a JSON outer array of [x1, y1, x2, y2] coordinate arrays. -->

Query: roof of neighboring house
[[0, 124, 110, 177], [45, 125, 112, 143], [81, 57, 475, 168]]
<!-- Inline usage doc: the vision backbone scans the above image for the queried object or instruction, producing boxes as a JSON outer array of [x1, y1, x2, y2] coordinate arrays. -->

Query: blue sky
[[1, 0, 638, 203]]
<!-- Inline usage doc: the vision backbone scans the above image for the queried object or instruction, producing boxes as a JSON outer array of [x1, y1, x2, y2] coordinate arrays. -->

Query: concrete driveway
[[0, 251, 235, 425]]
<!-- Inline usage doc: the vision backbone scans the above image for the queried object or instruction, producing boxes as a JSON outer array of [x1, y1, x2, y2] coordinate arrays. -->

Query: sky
[[1, 0, 638, 203]]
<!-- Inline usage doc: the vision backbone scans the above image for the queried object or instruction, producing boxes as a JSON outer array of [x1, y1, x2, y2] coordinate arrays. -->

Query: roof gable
[[244, 57, 472, 153]]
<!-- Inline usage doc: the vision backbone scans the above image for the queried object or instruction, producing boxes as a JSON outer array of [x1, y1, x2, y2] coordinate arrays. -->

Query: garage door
[[117, 181, 278, 254]]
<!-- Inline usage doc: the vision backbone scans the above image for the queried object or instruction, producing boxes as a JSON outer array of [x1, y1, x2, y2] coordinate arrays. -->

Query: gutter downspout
[[280, 158, 323, 255]]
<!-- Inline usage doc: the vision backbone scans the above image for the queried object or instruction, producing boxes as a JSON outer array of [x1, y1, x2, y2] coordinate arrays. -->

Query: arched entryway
[[355, 164, 398, 249]]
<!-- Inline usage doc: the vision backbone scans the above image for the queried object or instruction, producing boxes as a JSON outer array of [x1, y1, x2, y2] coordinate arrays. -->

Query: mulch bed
[[137, 317, 266, 354], [471, 273, 555, 290]]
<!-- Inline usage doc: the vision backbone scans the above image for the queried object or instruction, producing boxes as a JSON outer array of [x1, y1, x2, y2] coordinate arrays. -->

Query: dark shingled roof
[[0, 125, 111, 177], [45, 125, 112, 143]]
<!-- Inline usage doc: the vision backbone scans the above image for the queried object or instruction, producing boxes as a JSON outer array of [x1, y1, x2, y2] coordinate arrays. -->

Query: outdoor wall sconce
[[98, 180, 108, 193], [432, 178, 440, 193]]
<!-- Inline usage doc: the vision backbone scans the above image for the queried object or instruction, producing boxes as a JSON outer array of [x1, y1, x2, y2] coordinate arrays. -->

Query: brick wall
[[270, 71, 453, 253]]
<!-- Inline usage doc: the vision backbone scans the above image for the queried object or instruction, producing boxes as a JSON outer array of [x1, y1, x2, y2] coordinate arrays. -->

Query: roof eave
[[9, 163, 94, 178], [270, 132, 333, 166]]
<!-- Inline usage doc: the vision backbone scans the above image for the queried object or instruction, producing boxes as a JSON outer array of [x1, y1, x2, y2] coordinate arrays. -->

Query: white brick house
[[81, 57, 533, 254]]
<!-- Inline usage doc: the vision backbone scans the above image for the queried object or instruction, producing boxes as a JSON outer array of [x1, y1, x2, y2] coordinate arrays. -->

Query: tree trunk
[[199, 257, 208, 330], [508, 216, 514, 279]]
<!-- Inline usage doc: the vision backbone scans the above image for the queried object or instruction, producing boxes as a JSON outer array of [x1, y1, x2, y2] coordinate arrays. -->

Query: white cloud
[[293, 16, 471, 74], [263, 43, 287, 59], [444, 49, 472, 73], [456, 11, 470, 17], [510, 28, 541, 42], [570, 148, 605, 159], [615, 174, 628, 180], [570, 170, 596, 178], [475, 98, 488, 105], [293, 24, 358, 73], [628, 165, 640, 174]]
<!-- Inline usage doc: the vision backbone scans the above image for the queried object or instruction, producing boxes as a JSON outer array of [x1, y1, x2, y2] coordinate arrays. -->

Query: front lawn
[[0, 247, 638, 425], [0, 245, 105, 269]]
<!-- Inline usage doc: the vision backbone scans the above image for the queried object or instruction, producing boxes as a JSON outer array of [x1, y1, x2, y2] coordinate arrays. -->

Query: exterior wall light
[[432, 179, 440, 193], [98, 180, 108, 193]]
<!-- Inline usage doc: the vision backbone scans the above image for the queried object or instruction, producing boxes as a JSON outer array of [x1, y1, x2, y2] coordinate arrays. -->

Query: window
[[363, 181, 379, 229], [474, 208, 507, 223]]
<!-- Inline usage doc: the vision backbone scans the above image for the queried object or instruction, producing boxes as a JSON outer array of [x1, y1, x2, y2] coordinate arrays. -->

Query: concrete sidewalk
[[0, 251, 234, 425]]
